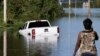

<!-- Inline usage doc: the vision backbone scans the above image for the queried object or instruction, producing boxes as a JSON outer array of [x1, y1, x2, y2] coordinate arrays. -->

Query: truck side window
[[23, 23, 27, 29], [28, 21, 49, 28], [20, 23, 27, 29]]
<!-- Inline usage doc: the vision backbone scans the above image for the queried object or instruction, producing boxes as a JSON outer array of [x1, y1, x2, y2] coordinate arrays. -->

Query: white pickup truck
[[19, 20, 59, 43]]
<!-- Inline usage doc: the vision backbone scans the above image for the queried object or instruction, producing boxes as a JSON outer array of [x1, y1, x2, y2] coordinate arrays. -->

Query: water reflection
[[7, 32, 28, 56], [29, 36, 58, 56], [63, 8, 100, 17], [0, 31, 3, 56]]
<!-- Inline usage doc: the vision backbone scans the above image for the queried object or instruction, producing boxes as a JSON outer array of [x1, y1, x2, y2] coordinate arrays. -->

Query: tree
[[7, 0, 63, 21]]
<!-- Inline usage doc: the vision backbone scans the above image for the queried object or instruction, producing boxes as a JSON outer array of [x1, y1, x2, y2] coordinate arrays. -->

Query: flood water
[[51, 8, 100, 56], [0, 8, 100, 56]]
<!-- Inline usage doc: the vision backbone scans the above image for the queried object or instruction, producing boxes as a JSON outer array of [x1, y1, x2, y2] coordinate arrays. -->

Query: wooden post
[[88, 0, 90, 18], [3, 0, 7, 56], [68, 0, 71, 36], [75, 0, 77, 17]]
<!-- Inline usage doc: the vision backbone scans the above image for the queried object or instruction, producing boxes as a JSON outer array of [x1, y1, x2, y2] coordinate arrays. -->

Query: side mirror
[[19, 27, 22, 30]]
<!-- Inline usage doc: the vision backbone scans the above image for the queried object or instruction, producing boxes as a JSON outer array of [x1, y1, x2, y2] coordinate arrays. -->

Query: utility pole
[[88, 0, 90, 18], [3, 0, 7, 56]]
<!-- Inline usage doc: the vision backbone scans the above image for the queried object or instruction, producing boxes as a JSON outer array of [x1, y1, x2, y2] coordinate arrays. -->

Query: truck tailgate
[[30, 26, 59, 36]]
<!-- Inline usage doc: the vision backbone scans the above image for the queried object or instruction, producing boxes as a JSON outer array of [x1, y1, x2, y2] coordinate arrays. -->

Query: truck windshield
[[28, 21, 49, 28]]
